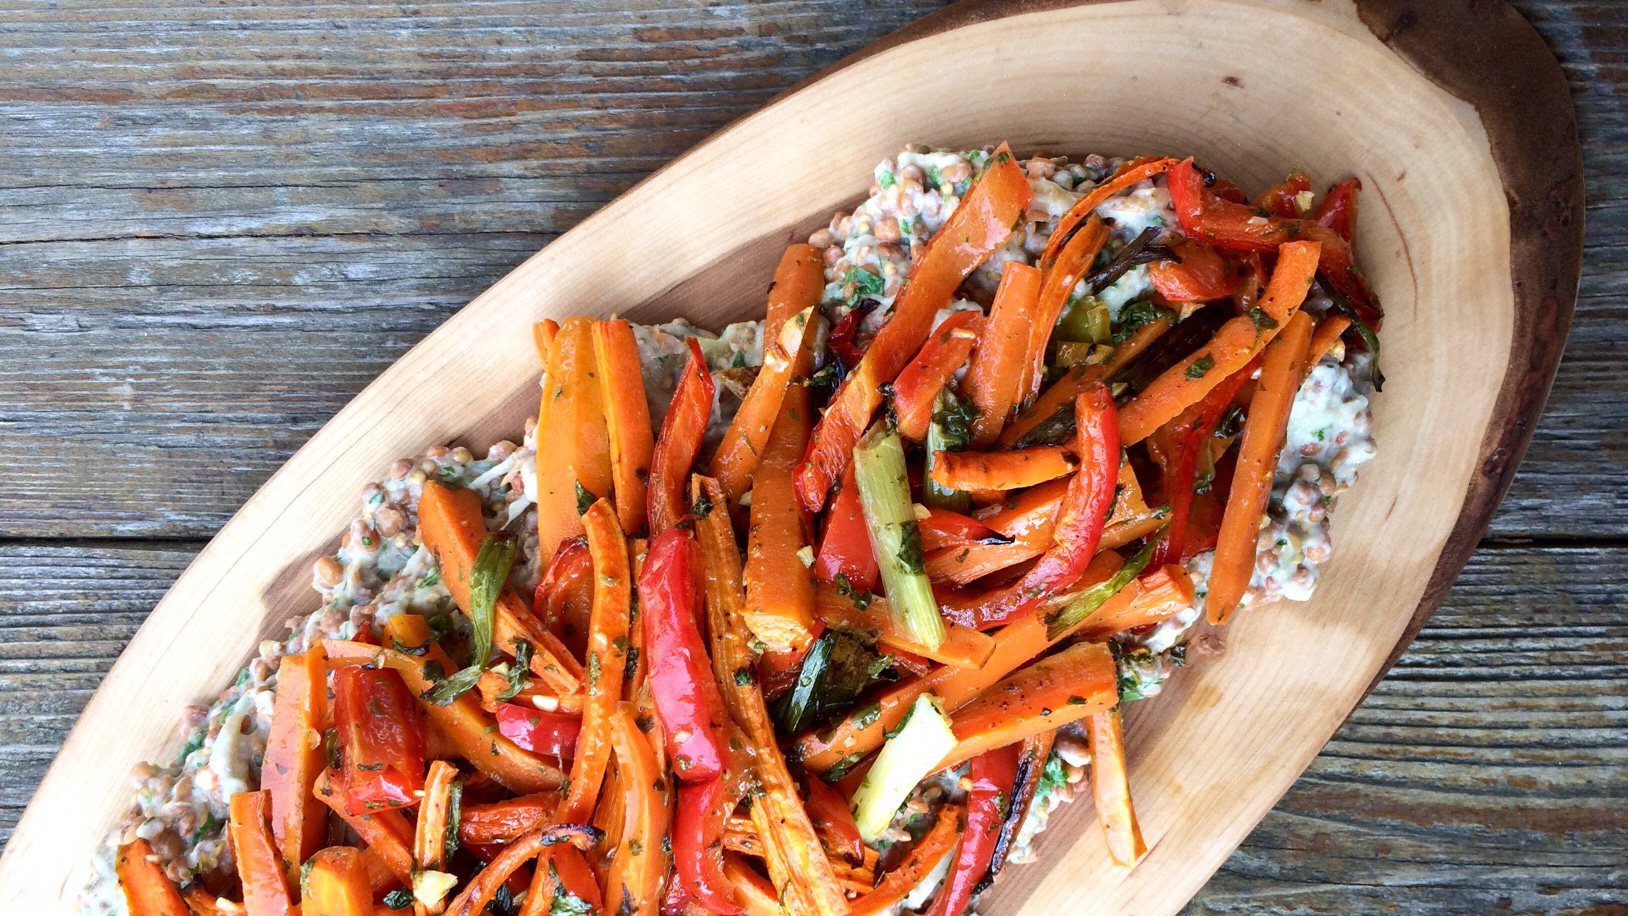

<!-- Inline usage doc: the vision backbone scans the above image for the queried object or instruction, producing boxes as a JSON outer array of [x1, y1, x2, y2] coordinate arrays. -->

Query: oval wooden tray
[[0, 0, 1580, 912]]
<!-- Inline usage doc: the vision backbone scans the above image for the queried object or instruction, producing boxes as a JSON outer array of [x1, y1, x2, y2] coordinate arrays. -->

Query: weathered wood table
[[1, 0, 1622, 911]]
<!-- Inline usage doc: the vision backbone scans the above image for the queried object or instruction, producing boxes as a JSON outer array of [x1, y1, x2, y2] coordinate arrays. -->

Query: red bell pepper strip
[[827, 299, 877, 372], [1167, 158, 1379, 327], [797, 146, 1032, 513], [332, 666, 426, 815], [1148, 358, 1257, 568], [1039, 156, 1175, 270], [925, 743, 1022, 916], [641, 527, 733, 783], [532, 535, 593, 656], [890, 310, 984, 441], [674, 776, 745, 916], [947, 385, 1120, 629], [1251, 170, 1311, 218], [649, 337, 716, 535], [812, 462, 879, 593], [1148, 237, 1240, 303], [1314, 177, 1361, 242], [494, 703, 581, 760], [803, 774, 864, 865], [917, 506, 1010, 552]]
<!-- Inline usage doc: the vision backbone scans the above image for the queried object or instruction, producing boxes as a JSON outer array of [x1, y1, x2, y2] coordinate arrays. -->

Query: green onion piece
[[1042, 536, 1159, 640], [923, 390, 973, 512], [854, 423, 946, 650], [851, 693, 957, 842], [1059, 294, 1112, 344], [773, 633, 833, 734]]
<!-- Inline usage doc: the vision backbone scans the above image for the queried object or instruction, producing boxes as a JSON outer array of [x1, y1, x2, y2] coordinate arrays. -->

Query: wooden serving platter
[[0, 0, 1580, 913]]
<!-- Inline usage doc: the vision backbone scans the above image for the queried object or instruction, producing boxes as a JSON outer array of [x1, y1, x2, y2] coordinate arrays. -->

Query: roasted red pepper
[[641, 528, 733, 783], [648, 337, 717, 536], [494, 703, 581, 760], [926, 743, 1022, 916], [674, 776, 744, 916], [812, 463, 879, 593], [533, 535, 593, 657], [1166, 158, 1379, 326], [1148, 237, 1239, 303], [332, 666, 426, 815], [827, 299, 878, 371], [916, 506, 1010, 552], [889, 310, 984, 441], [803, 774, 864, 865], [948, 385, 1120, 629], [1149, 359, 1257, 568], [1251, 170, 1312, 218], [1314, 177, 1361, 242]]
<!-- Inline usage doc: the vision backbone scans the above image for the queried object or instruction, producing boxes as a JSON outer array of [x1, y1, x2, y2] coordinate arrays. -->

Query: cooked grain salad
[[91, 144, 1380, 916]]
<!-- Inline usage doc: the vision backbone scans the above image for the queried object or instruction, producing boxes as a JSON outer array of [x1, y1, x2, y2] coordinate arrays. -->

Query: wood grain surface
[[0, 0, 1620, 912]]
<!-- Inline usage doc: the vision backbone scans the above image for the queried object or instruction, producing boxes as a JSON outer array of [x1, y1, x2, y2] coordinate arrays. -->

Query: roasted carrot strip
[[226, 791, 293, 916], [1117, 239, 1320, 444], [532, 320, 559, 368], [939, 641, 1118, 772], [313, 769, 415, 885], [456, 794, 556, 845], [1040, 156, 1176, 269], [115, 839, 188, 916], [929, 444, 1077, 492], [649, 337, 716, 535], [813, 584, 995, 669], [324, 636, 562, 794], [845, 806, 962, 916], [417, 480, 584, 695], [1088, 707, 1147, 867], [593, 319, 657, 535], [917, 506, 1008, 552], [1075, 564, 1195, 640], [967, 261, 1043, 445], [693, 476, 848, 916], [741, 383, 819, 650], [556, 500, 631, 824], [1021, 215, 1110, 406], [998, 316, 1171, 447], [414, 760, 460, 876], [259, 647, 327, 887], [518, 845, 602, 916], [445, 826, 600, 916], [797, 551, 1124, 773], [797, 146, 1032, 512], [1309, 314, 1352, 365], [710, 243, 823, 501], [1208, 309, 1316, 623], [892, 310, 984, 441], [536, 316, 615, 563], [299, 847, 374, 916], [603, 704, 672, 916], [182, 886, 231, 916]]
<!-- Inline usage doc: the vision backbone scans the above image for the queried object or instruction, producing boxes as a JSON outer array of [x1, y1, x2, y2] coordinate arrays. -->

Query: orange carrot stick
[[457, 794, 558, 846], [558, 499, 631, 824], [891, 310, 985, 441], [938, 641, 1118, 772], [1117, 239, 1320, 444], [1207, 308, 1316, 623], [845, 806, 962, 916], [259, 647, 327, 887], [1308, 314, 1352, 365], [967, 261, 1044, 445], [313, 769, 416, 885], [1021, 215, 1111, 406], [813, 584, 996, 669], [742, 384, 819, 650], [444, 828, 599, 916], [602, 704, 672, 916], [417, 480, 584, 695], [1088, 708, 1147, 867], [797, 146, 1032, 512], [226, 791, 293, 916], [998, 316, 1171, 447], [929, 445, 1077, 492], [1075, 564, 1196, 640], [414, 760, 460, 875], [536, 317, 615, 563], [299, 847, 375, 916], [648, 336, 715, 535], [797, 551, 1124, 773], [323, 637, 563, 794], [115, 839, 188, 916], [532, 320, 559, 368], [710, 244, 824, 501], [1040, 157, 1176, 269], [593, 319, 656, 535]]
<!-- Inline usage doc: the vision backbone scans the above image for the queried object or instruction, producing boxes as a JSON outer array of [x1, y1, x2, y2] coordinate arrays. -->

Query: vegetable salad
[[90, 144, 1379, 916]]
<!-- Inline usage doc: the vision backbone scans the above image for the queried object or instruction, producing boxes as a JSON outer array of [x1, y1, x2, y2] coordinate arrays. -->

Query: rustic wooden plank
[[1, 543, 1621, 903], [0, 0, 1622, 540]]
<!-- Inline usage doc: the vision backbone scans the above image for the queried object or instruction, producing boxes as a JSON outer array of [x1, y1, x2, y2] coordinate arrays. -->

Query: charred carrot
[[1021, 215, 1110, 406], [1309, 314, 1352, 364], [796, 146, 1032, 512], [535, 317, 614, 563], [845, 806, 962, 916], [312, 769, 414, 886], [1040, 157, 1175, 269], [226, 791, 293, 916], [998, 315, 1171, 448], [457, 794, 557, 845], [742, 383, 819, 650], [299, 847, 375, 916], [1117, 239, 1321, 444], [558, 500, 631, 824], [413, 760, 461, 879], [929, 444, 1077, 492], [1075, 564, 1195, 640], [601, 704, 672, 916], [916, 506, 1009, 552], [938, 641, 1118, 773], [444, 826, 601, 916], [259, 647, 327, 887], [649, 337, 715, 535], [115, 839, 188, 916], [593, 320, 656, 535], [813, 584, 996, 669], [1208, 308, 1316, 623], [966, 262, 1043, 445], [1088, 708, 1147, 867]]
